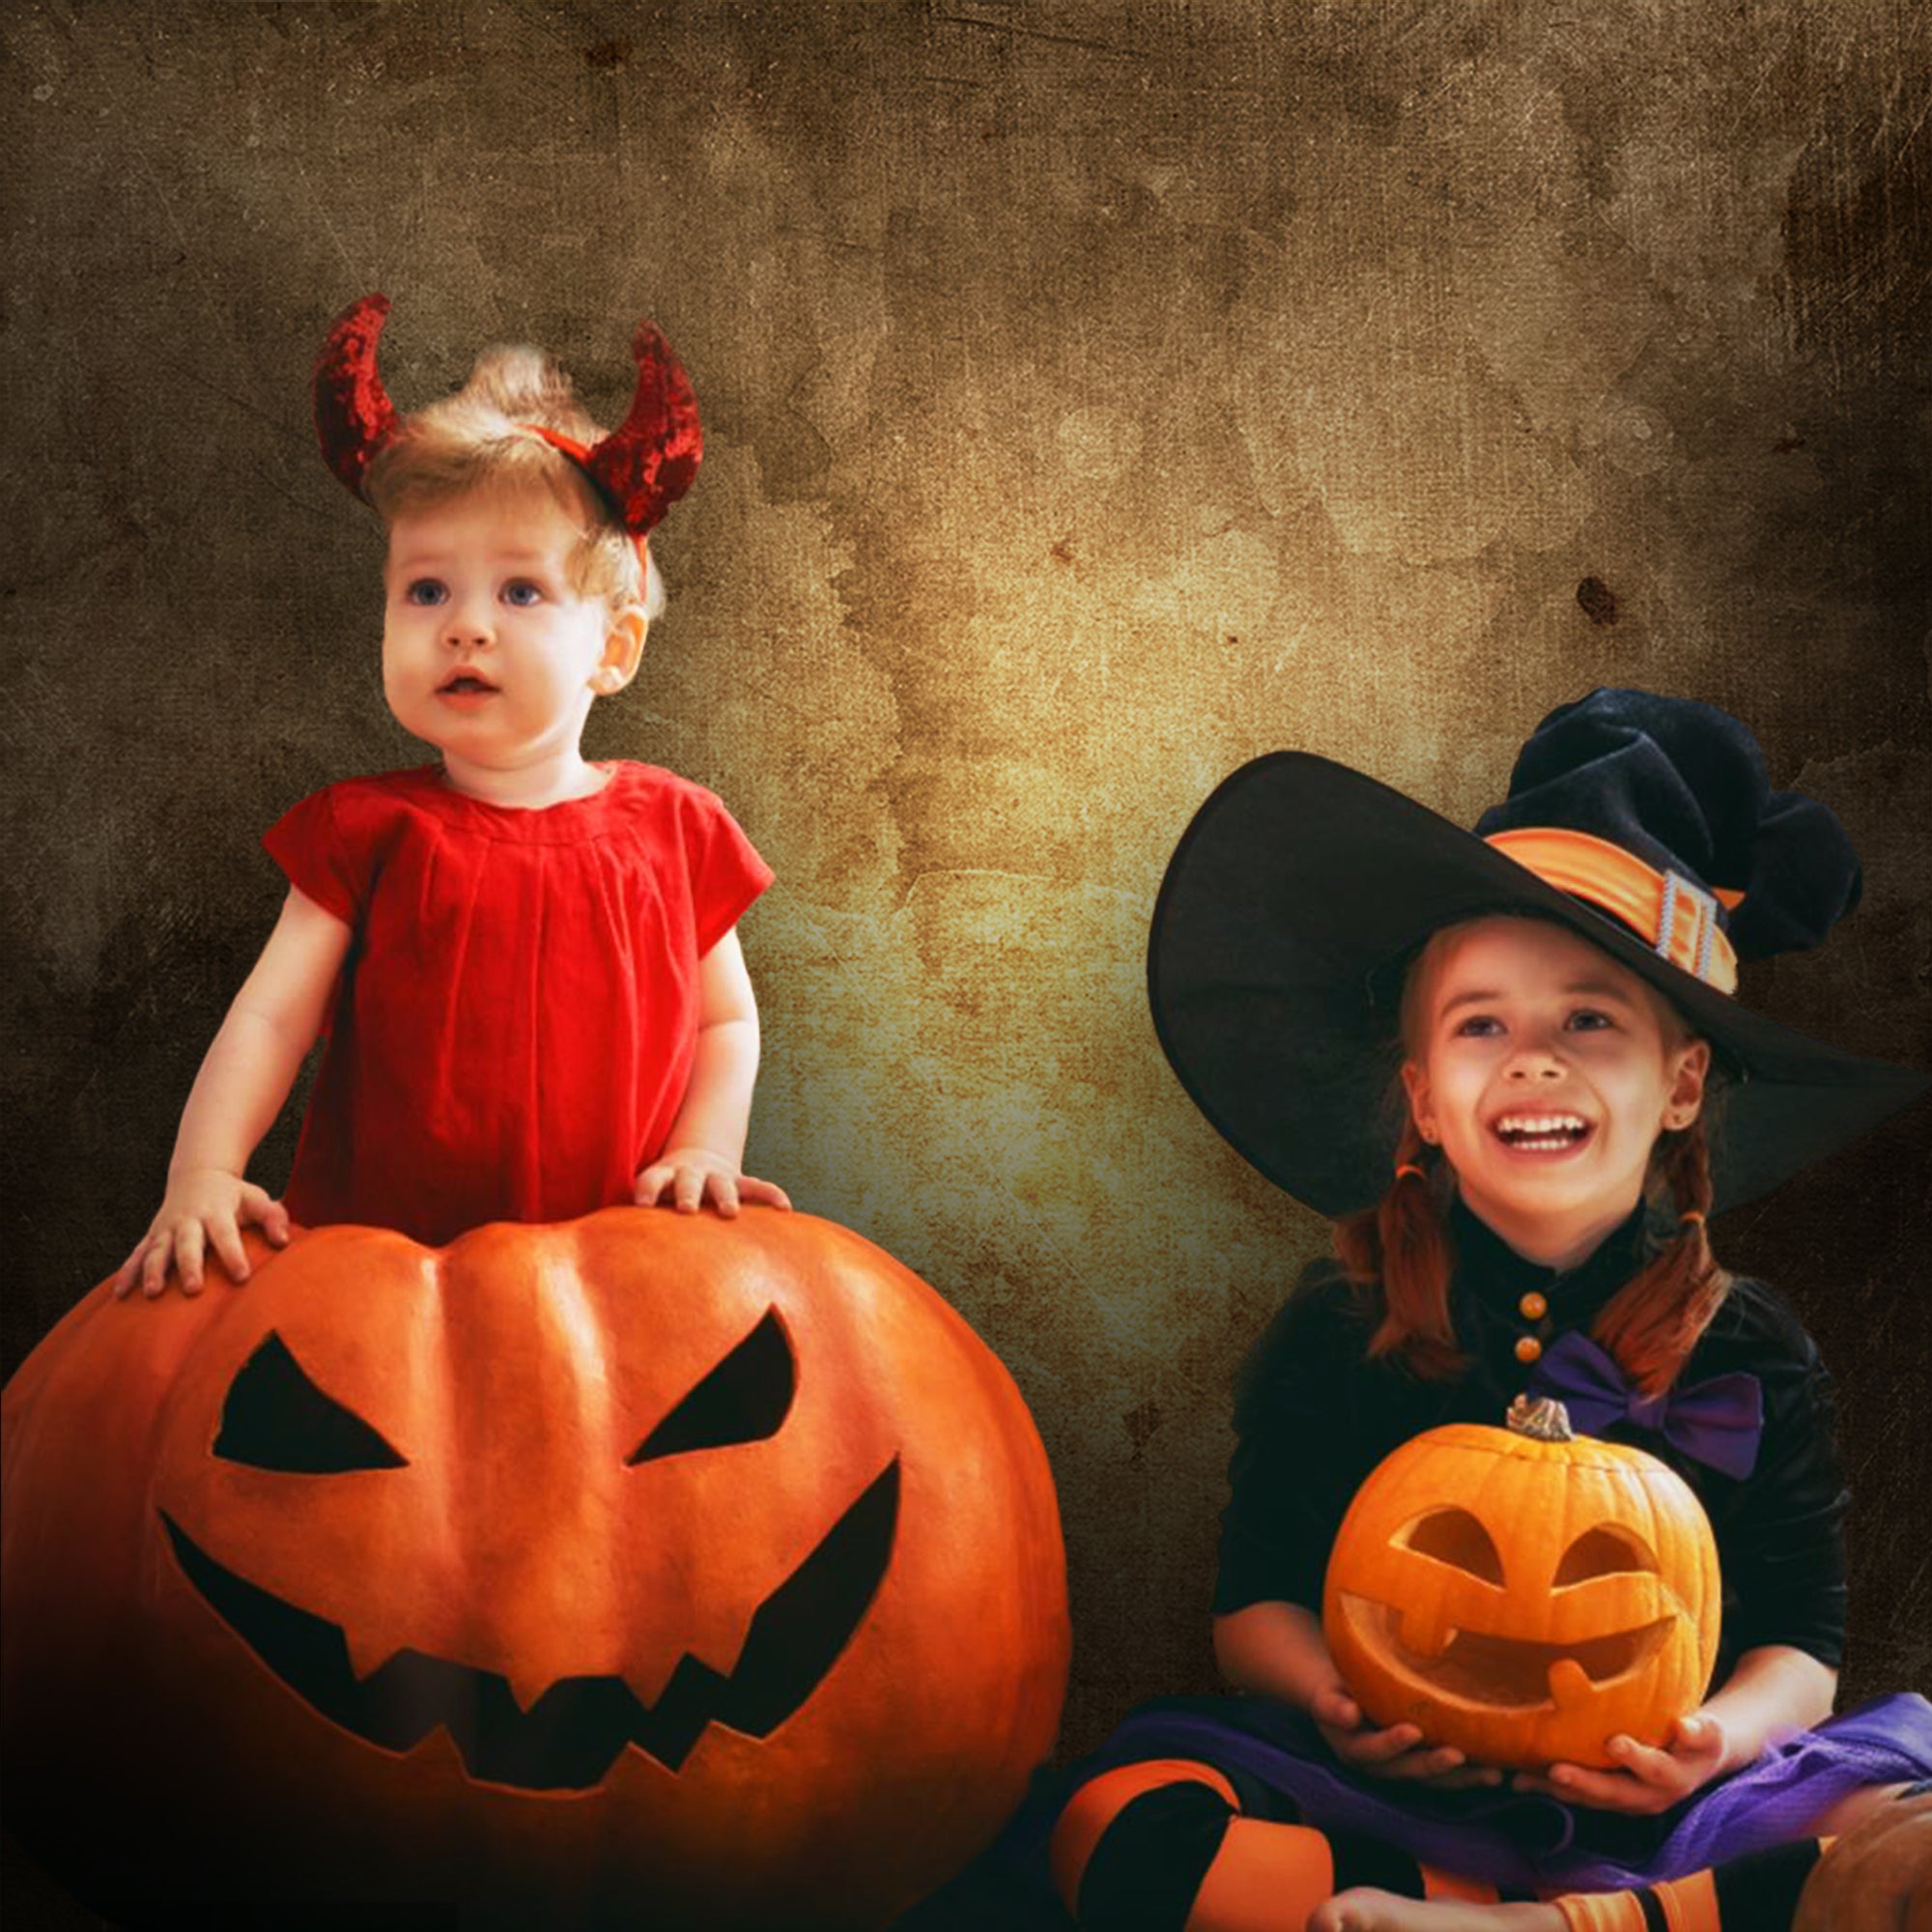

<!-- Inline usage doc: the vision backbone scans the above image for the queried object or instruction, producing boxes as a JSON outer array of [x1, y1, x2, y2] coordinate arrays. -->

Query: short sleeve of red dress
[[262, 786, 368, 925], [266, 764, 773, 1246]]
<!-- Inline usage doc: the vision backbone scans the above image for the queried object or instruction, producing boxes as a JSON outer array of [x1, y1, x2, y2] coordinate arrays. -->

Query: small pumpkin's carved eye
[[1553, 1525, 1658, 1585], [1398, 1507, 1505, 1584], [214, 1333, 408, 1474], [629, 1309, 795, 1464]]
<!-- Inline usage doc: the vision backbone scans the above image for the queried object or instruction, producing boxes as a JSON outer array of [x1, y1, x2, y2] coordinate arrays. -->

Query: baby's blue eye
[[502, 580, 543, 608], [1453, 1015, 1502, 1037], [404, 579, 447, 607], [1567, 1009, 1614, 1032]]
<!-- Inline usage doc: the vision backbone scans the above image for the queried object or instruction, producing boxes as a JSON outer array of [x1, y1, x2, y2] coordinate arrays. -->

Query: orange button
[[1520, 1292, 1548, 1321], [1515, 1336, 1544, 1364]]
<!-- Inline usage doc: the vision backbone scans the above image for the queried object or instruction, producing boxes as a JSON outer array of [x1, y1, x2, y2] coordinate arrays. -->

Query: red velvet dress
[[263, 762, 773, 1246]]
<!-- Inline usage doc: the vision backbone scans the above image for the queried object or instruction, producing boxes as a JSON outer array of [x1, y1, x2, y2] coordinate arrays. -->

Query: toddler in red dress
[[116, 297, 787, 1295]]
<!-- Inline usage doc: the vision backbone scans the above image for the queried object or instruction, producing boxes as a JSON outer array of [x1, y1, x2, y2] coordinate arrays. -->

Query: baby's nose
[[442, 601, 494, 645]]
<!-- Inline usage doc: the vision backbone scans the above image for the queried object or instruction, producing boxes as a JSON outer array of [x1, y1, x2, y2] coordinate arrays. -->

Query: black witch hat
[[1148, 689, 1927, 1217]]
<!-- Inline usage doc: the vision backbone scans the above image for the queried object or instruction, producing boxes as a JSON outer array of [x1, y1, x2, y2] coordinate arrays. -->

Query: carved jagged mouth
[[1339, 1595, 1671, 1709], [159, 1459, 899, 1790]]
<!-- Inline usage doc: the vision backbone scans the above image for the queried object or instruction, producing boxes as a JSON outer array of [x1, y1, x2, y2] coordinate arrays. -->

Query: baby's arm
[[1214, 1600, 1500, 1788], [114, 886, 352, 1298], [633, 925, 791, 1218], [1515, 1642, 1836, 1814]]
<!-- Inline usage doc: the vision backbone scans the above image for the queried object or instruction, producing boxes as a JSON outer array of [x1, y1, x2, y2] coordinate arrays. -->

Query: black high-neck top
[[1214, 1199, 1848, 1678]]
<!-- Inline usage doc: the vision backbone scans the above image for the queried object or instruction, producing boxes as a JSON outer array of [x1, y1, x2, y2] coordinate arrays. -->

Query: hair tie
[[1394, 1163, 1427, 1183], [1678, 1208, 1707, 1229]]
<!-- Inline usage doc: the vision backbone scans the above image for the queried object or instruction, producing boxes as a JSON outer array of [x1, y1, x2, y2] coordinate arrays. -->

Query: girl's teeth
[[1494, 1116, 1589, 1150]]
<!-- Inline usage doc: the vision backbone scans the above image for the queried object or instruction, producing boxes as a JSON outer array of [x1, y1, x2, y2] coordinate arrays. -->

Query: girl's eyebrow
[[1437, 988, 1504, 1014], [1563, 979, 1638, 1003], [1436, 979, 1636, 1016]]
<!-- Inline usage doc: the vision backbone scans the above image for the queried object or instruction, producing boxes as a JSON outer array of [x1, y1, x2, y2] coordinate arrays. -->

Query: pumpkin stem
[[1506, 1394, 1575, 1442]]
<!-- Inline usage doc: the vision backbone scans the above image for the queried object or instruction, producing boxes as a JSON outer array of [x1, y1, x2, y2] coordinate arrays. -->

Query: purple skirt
[[1003, 1691, 1932, 1894]]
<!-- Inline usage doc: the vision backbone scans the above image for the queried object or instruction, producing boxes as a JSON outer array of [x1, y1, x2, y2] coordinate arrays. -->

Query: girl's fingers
[[673, 1169, 704, 1213], [113, 1245, 148, 1299], [633, 1167, 668, 1206], [738, 1177, 792, 1210], [237, 1186, 292, 1254], [1311, 1689, 1361, 1730], [1606, 1735, 1672, 1783], [710, 1175, 742, 1218], [1343, 1723, 1424, 1765], [141, 1233, 176, 1297], [209, 1216, 251, 1286], [174, 1224, 207, 1296]]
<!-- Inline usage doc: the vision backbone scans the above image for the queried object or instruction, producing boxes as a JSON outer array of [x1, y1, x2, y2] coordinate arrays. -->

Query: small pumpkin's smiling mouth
[[159, 1459, 899, 1790], [1337, 1594, 1671, 1710]]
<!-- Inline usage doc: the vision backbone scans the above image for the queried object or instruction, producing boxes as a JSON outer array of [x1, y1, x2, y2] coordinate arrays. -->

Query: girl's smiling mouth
[[1490, 1112, 1594, 1154]]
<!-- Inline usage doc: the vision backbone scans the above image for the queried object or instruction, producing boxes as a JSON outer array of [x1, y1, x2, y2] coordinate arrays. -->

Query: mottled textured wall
[[5, 0, 1929, 1917]]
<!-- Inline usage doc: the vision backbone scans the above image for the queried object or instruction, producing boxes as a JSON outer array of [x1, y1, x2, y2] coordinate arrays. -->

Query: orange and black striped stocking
[[1049, 1758, 1513, 1929], [1553, 1835, 1830, 1931]]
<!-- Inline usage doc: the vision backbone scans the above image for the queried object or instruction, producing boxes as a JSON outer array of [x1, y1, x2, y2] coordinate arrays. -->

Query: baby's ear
[[594, 605, 648, 695]]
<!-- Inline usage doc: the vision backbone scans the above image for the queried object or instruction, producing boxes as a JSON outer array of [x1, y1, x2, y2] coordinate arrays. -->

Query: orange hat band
[[1483, 826, 1744, 996]]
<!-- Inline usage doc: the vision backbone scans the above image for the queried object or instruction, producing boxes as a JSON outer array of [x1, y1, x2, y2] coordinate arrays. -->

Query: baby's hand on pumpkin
[[634, 1149, 793, 1218], [1514, 1713, 1727, 1813], [1311, 1687, 1504, 1789], [113, 1168, 291, 1300]]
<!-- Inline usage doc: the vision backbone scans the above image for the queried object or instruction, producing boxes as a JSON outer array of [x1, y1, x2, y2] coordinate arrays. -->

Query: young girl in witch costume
[[115, 296, 786, 1297], [1044, 691, 1932, 1929]]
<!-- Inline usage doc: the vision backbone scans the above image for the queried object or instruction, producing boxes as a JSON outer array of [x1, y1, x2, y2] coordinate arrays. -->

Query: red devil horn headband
[[311, 295, 703, 536]]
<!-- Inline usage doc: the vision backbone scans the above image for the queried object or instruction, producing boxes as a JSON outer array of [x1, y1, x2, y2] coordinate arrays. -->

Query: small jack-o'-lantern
[[1322, 1397, 1718, 1771], [2, 1209, 1069, 1930]]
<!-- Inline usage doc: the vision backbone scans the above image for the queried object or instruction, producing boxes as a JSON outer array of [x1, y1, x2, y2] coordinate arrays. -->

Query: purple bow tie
[[1526, 1331, 1763, 1480]]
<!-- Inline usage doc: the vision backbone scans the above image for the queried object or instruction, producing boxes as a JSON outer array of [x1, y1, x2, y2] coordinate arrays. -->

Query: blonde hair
[[364, 345, 662, 617]]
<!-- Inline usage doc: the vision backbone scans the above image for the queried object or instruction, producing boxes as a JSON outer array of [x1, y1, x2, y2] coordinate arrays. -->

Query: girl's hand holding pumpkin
[[1312, 1685, 1504, 1789], [633, 1148, 792, 1218], [1514, 1711, 1727, 1813], [113, 1167, 292, 1299]]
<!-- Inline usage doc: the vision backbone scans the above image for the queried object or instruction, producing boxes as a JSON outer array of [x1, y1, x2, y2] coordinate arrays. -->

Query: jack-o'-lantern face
[[2, 1210, 1069, 1930], [1322, 1403, 1718, 1771], [161, 1305, 899, 1786]]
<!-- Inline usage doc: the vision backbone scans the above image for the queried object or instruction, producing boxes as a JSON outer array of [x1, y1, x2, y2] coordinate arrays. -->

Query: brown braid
[[1593, 1121, 1731, 1398], [1335, 1120, 1727, 1391], [1334, 1117, 1464, 1378]]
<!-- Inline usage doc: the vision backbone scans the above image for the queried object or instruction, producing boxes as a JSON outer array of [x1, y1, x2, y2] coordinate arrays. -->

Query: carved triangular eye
[[628, 1309, 794, 1464], [214, 1333, 408, 1474], [1398, 1507, 1505, 1584], [1553, 1525, 1658, 1585]]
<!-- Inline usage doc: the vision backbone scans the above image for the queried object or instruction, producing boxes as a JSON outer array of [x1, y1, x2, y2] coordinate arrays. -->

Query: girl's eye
[[404, 579, 447, 607], [1452, 1014, 1502, 1038], [502, 580, 544, 608], [1567, 1009, 1614, 1032]]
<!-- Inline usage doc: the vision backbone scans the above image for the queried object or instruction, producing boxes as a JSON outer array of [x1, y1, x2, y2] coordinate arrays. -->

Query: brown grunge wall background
[[4, 2, 1928, 1918]]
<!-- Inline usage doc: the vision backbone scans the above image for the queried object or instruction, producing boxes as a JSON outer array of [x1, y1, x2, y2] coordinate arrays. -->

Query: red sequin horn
[[313, 293, 400, 498], [312, 295, 703, 534]]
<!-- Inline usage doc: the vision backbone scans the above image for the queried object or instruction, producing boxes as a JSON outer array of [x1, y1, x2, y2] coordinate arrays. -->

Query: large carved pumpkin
[[1322, 1397, 1718, 1772], [2, 1209, 1069, 1929]]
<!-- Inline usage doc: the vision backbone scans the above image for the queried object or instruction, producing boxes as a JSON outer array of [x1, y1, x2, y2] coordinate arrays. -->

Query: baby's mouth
[[439, 672, 497, 696], [1490, 1113, 1593, 1153]]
